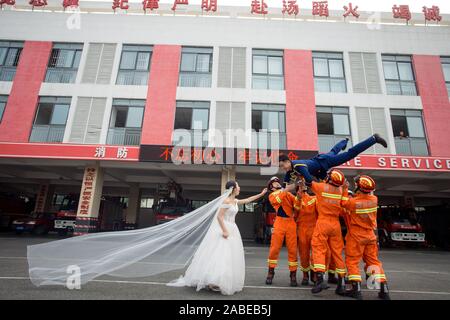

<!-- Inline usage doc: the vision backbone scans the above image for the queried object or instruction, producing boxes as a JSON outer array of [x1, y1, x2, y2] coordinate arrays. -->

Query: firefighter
[[279, 134, 388, 191], [310, 169, 347, 295], [341, 175, 390, 300], [293, 179, 318, 286], [266, 177, 299, 287]]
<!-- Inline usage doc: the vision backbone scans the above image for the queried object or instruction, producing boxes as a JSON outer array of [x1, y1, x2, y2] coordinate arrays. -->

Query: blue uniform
[[284, 136, 377, 185]]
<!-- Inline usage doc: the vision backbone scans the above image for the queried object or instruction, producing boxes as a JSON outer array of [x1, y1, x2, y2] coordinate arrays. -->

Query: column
[[74, 163, 104, 236], [125, 183, 140, 230], [221, 165, 236, 193]]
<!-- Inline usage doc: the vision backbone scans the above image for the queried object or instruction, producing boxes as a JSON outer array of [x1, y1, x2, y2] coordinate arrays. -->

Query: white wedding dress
[[167, 199, 245, 295]]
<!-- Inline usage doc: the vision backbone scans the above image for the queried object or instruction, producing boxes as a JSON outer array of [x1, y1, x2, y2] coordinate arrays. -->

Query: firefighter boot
[[345, 281, 363, 300], [301, 272, 309, 286], [310, 270, 317, 284], [378, 282, 391, 300], [328, 272, 338, 284], [335, 276, 346, 296], [265, 267, 275, 285], [311, 272, 328, 294], [290, 270, 298, 287]]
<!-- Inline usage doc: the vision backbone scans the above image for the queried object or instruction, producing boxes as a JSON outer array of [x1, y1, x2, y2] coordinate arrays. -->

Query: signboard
[[139, 144, 317, 165], [339, 155, 450, 172], [0, 142, 140, 161]]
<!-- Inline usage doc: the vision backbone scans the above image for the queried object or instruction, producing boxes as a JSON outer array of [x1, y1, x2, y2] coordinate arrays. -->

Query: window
[[30, 97, 71, 143], [116, 45, 152, 85], [107, 99, 145, 146], [0, 41, 23, 81], [313, 52, 347, 93], [390, 109, 428, 156], [251, 104, 286, 149], [45, 43, 83, 83], [173, 101, 210, 147], [442, 57, 450, 98], [0, 95, 7, 122], [252, 49, 284, 90], [140, 198, 154, 209], [316, 106, 352, 153], [179, 47, 213, 87], [382, 55, 417, 96]]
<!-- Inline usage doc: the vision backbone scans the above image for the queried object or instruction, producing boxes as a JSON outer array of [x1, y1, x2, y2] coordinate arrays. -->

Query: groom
[[279, 134, 388, 191]]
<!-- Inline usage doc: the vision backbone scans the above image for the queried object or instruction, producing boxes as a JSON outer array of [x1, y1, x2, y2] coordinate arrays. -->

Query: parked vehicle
[[377, 206, 426, 248], [155, 205, 191, 225], [53, 195, 78, 236], [11, 211, 56, 235]]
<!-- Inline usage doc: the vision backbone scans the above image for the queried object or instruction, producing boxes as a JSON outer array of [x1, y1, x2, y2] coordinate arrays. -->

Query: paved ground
[[1, 233, 450, 300]]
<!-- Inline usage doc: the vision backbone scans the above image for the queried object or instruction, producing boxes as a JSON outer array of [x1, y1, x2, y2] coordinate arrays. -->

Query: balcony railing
[[251, 132, 286, 150], [45, 69, 78, 83], [179, 73, 211, 87], [0, 67, 16, 81], [386, 80, 417, 96], [318, 135, 352, 154], [107, 128, 142, 146], [395, 137, 428, 156], [29, 125, 65, 143], [116, 71, 149, 85]]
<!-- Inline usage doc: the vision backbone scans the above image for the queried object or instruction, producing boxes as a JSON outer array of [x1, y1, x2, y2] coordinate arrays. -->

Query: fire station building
[[0, 1, 450, 239]]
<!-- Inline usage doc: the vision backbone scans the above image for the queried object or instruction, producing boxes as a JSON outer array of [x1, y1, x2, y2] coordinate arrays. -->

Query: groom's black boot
[[265, 267, 275, 285], [374, 133, 388, 148], [290, 270, 298, 287]]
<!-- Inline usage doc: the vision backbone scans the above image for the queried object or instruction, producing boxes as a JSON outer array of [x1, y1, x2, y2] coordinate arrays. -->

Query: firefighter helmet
[[326, 169, 345, 187], [354, 175, 376, 193], [268, 176, 282, 191]]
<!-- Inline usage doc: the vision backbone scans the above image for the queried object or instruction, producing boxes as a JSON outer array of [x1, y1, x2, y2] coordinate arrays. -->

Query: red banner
[[0, 142, 139, 161], [339, 155, 450, 172]]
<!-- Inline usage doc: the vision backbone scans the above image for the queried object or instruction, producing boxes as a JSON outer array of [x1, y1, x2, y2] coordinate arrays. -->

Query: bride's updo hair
[[225, 180, 237, 191]]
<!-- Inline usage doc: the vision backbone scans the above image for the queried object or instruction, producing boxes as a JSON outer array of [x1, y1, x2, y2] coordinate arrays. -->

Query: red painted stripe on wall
[[0, 41, 52, 142], [413, 55, 450, 157], [141, 45, 181, 145], [284, 49, 318, 151]]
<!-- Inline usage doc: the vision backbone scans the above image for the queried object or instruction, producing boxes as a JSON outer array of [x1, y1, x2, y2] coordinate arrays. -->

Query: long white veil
[[27, 189, 232, 287]]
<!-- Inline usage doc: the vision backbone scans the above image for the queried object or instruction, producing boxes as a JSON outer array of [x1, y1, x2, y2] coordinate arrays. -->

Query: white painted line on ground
[[1, 276, 450, 296], [1, 256, 449, 276]]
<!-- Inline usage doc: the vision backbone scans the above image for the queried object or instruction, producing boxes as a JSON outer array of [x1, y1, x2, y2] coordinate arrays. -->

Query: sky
[[109, 0, 450, 14]]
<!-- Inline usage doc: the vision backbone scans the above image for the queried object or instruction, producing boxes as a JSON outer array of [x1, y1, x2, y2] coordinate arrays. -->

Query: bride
[[167, 180, 267, 295], [27, 180, 266, 294]]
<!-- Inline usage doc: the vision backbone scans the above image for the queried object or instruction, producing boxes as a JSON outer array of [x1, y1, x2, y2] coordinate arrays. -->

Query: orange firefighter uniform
[[268, 189, 298, 271], [310, 181, 347, 277], [341, 189, 387, 283], [294, 192, 317, 273]]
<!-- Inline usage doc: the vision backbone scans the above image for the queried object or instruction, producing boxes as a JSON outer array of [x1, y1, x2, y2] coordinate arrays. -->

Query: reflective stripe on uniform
[[335, 268, 346, 274], [327, 269, 336, 274], [275, 196, 282, 204], [321, 192, 342, 200], [348, 275, 362, 281], [355, 207, 378, 214], [288, 261, 298, 266], [300, 266, 311, 272], [267, 259, 278, 264], [294, 164, 308, 168], [341, 197, 349, 201], [313, 264, 326, 270], [307, 199, 316, 206]]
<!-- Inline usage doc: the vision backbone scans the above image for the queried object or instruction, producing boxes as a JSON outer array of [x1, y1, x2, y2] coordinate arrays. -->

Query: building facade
[[1, 1, 450, 236]]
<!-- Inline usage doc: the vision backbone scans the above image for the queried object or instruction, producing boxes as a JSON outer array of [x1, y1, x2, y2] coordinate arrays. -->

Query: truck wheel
[[58, 229, 68, 236], [32, 225, 48, 235], [379, 234, 391, 249], [15, 230, 23, 235]]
